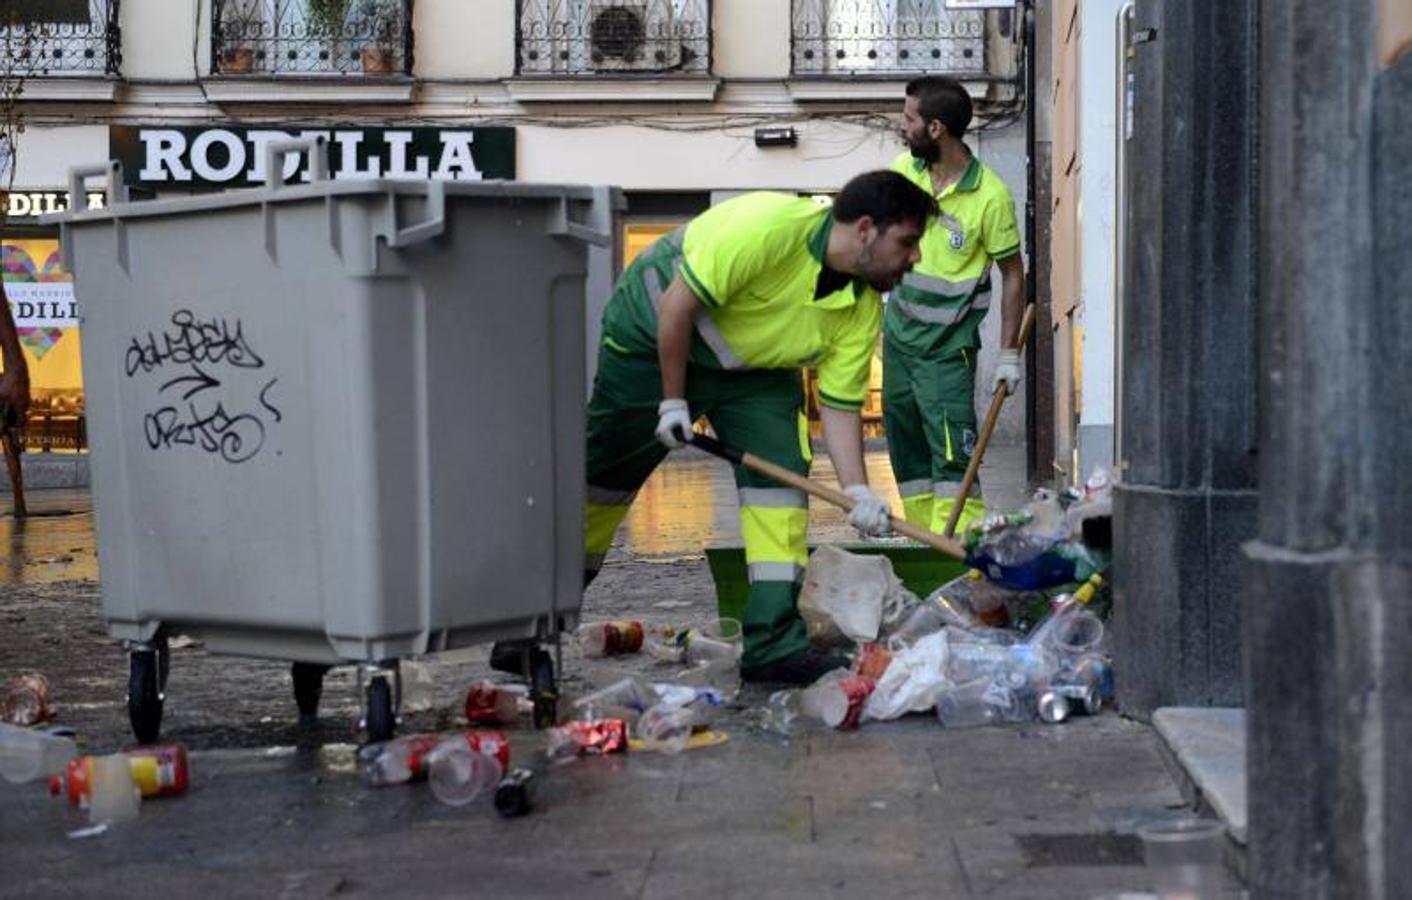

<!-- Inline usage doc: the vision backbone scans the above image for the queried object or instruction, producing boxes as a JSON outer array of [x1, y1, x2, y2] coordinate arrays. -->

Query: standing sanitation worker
[[885, 76, 1025, 534]]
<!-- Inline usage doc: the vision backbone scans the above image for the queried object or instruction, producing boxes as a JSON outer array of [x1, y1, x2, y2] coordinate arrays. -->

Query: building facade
[[1, 0, 1031, 462]]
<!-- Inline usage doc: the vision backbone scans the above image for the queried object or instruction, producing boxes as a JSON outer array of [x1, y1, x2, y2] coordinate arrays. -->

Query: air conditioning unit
[[586, 0, 682, 72]]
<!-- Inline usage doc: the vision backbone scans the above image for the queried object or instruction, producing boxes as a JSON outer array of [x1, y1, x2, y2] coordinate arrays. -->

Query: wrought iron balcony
[[212, 0, 412, 77], [518, 0, 711, 77], [792, 0, 992, 78], [0, 0, 120, 77]]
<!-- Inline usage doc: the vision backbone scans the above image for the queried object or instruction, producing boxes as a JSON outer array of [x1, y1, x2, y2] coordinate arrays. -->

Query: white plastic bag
[[862, 630, 952, 722], [798, 546, 911, 646]]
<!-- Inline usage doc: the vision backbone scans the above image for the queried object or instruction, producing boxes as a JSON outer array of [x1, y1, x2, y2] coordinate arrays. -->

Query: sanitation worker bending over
[[584, 170, 938, 684]]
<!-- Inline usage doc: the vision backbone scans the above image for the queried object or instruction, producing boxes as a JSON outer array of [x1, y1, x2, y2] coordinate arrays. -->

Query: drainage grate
[[1014, 833, 1146, 868]]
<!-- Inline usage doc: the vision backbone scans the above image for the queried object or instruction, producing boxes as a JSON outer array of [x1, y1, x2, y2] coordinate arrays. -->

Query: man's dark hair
[[832, 170, 938, 232], [906, 76, 973, 138]]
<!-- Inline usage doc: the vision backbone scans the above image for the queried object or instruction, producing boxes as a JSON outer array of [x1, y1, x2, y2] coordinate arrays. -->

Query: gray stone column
[[1112, 0, 1261, 718], [1243, 0, 1412, 895]]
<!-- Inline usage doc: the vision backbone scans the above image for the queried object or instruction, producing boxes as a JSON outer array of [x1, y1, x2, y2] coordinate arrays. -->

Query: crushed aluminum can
[[1053, 682, 1102, 716], [546, 719, 628, 758], [1036, 690, 1070, 724]]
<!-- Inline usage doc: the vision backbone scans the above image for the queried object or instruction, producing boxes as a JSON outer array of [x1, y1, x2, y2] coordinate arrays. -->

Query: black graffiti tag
[[127, 308, 282, 464], [143, 394, 272, 465], [125, 309, 265, 377]]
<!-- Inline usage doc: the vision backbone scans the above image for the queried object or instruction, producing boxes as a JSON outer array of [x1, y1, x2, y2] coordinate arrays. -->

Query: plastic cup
[[687, 618, 743, 696], [87, 754, 141, 824], [1046, 610, 1105, 656], [426, 740, 504, 807], [1138, 818, 1226, 899]]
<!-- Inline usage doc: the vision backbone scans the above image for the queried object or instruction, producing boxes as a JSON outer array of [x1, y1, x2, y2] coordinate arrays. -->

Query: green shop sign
[[110, 126, 516, 190]]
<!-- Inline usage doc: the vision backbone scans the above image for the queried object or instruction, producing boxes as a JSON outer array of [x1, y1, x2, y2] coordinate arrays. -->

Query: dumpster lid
[[43, 171, 619, 228]]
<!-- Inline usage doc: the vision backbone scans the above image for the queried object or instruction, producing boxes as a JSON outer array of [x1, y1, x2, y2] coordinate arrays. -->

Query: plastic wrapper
[[798, 546, 915, 647], [1, 673, 56, 726], [861, 630, 953, 722]]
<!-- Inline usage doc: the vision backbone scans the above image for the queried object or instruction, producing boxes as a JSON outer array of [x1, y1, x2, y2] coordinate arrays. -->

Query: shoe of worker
[[742, 648, 851, 685]]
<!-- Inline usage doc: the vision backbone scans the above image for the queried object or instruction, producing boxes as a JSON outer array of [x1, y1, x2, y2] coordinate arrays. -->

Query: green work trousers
[[882, 341, 987, 533], [584, 346, 813, 668]]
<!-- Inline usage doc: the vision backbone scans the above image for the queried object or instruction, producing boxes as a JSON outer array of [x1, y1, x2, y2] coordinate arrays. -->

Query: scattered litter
[[493, 768, 536, 817], [426, 738, 503, 806], [167, 635, 202, 650], [66, 823, 109, 840], [628, 730, 729, 753], [574, 621, 645, 657], [798, 546, 914, 646], [465, 681, 530, 725], [652, 600, 693, 610], [400, 659, 436, 714], [51, 744, 190, 804], [1, 672, 56, 726], [0, 721, 77, 784], [572, 676, 660, 722], [755, 479, 1116, 735], [546, 719, 629, 758], [85, 754, 141, 824], [359, 730, 509, 788]]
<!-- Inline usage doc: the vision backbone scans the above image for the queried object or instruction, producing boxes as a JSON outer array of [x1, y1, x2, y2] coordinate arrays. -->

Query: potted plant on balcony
[[218, 1, 262, 74], [357, 0, 400, 75], [308, 0, 350, 68]]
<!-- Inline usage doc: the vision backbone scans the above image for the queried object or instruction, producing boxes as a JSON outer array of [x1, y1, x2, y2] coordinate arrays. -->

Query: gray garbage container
[[48, 141, 619, 742]]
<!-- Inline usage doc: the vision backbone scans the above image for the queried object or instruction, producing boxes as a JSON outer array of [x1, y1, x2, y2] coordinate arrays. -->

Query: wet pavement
[[0, 445, 1232, 898]]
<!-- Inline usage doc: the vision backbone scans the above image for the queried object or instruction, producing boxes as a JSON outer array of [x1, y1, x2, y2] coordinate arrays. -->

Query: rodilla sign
[[110, 126, 516, 190]]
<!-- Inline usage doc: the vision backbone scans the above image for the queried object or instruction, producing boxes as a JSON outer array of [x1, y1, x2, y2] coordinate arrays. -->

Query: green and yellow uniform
[[883, 151, 1021, 533], [586, 192, 882, 667]]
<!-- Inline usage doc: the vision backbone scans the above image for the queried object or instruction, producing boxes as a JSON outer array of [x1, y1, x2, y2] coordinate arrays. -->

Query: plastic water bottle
[[0, 722, 77, 784], [573, 621, 645, 657]]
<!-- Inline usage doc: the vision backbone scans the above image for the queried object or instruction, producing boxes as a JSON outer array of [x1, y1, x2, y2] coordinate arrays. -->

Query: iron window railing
[[0, 0, 121, 77], [212, 0, 413, 77], [792, 0, 990, 77], [517, 0, 711, 77]]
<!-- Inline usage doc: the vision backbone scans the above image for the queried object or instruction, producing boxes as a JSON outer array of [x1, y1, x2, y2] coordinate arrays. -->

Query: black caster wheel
[[292, 662, 331, 725], [529, 650, 557, 729], [128, 645, 165, 745], [364, 674, 395, 743], [491, 639, 558, 728]]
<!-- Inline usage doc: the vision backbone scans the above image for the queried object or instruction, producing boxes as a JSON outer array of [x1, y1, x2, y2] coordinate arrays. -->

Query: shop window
[[0, 0, 120, 77], [517, 0, 711, 76], [791, 0, 990, 77], [1, 237, 86, 454], [211, 0, 412, 76]]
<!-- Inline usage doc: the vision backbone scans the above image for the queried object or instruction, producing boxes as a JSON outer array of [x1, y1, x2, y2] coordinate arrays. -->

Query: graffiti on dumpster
[[125, 309, 281, 464]]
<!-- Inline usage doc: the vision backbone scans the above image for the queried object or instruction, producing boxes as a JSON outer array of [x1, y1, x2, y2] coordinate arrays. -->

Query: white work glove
[[991, 348, 1022, 396], [844, 484, 892, 538], [655, 398, 694, 450]]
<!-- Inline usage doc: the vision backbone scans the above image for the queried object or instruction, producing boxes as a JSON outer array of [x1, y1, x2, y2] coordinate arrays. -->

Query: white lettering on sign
[[189, 129, 247, 182], [135, 128, 494, 186], [138, 129, 191, 182], [434, 132, 482, 180], [384, 131, 429, 179], [7, 284, 78, 328], [4, 191, 105, 217]]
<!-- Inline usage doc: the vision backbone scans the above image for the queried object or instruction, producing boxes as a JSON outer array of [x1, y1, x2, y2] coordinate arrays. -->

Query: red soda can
[[546, 719, 628, 758], [464, 681, 523, 724]]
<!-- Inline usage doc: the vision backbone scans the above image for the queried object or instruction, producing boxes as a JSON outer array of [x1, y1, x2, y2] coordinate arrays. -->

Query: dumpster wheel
[[127, 635, 167, 745], [530, 649, 558, 729], [365, 674, 395, 743]]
